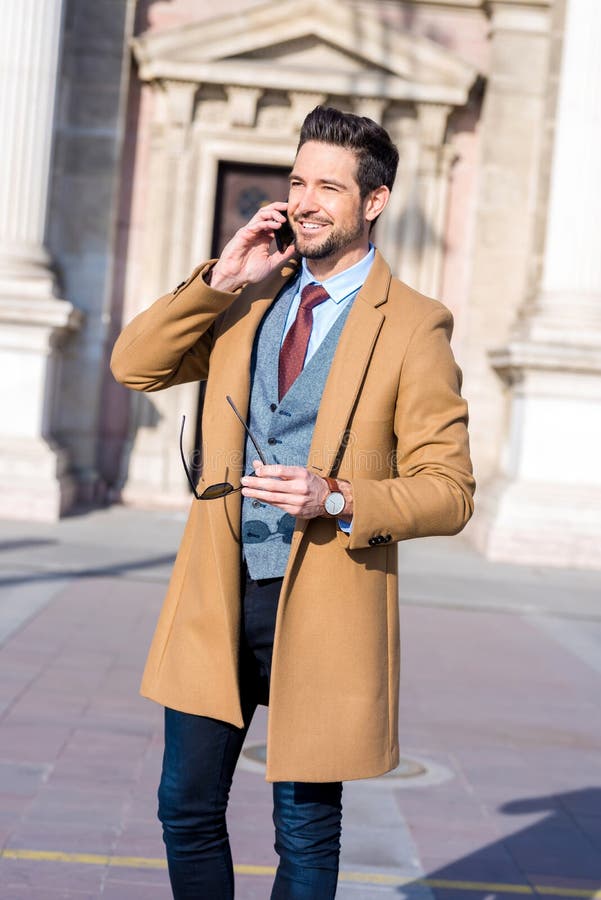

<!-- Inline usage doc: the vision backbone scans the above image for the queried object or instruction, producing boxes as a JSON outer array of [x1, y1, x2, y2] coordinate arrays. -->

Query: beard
[[292, 208, 365, 260]]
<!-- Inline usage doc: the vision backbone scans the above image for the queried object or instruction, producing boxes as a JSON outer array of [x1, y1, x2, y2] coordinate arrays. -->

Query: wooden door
[[211, 161, 291, 255]]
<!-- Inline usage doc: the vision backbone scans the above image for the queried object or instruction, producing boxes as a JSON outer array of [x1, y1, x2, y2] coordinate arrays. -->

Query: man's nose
[[295, 187, 319, 215]]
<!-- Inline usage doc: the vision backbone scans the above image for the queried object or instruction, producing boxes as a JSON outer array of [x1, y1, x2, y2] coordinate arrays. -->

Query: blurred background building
[[1, 0, 599, 570]]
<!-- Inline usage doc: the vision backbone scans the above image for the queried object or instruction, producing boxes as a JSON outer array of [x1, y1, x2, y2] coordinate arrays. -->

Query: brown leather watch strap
[[324, 476, 339, 494]]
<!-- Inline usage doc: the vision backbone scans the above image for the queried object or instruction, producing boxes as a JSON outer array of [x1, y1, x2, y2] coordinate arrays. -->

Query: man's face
[[287, 141, 369, 262]]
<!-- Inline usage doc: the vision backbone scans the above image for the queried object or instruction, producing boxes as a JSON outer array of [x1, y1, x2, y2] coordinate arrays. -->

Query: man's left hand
[[241, 463, 329, 519]]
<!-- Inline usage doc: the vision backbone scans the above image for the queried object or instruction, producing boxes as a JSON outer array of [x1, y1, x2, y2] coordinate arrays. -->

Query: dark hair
[[297, 106, 399, 197]]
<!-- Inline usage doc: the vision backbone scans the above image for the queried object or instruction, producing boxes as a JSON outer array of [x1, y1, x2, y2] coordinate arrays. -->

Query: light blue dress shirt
[[280, 245, 376, 532], [281, 244, 376, 360]]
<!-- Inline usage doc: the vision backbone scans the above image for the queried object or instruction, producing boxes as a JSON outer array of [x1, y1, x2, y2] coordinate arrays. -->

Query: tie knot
[[300, 283, 329, 311]]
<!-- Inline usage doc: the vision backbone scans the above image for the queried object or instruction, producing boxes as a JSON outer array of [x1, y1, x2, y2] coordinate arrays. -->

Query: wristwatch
[[323, 477, 346, 517]]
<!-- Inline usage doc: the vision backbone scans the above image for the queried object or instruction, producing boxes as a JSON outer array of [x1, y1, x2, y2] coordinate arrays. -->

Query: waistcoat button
[[270, 403, 277, 412], [268, 437, 277, 445]]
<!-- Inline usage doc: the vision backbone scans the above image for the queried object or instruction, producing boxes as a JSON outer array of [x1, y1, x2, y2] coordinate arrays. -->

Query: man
[[111, 106, 475, 899]]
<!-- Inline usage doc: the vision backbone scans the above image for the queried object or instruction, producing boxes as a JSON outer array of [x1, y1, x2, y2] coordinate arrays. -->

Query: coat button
[[270, 403, 277, 412], [368, 537, 377, 546], [384, 534, 392, 542]]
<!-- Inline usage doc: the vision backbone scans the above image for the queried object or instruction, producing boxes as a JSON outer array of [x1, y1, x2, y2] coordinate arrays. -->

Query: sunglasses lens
[[199, 482, 234, 500]]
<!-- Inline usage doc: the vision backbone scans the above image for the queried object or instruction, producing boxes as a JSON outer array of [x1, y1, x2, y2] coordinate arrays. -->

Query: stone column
[[0, 0, 82, 520], [482, 0, 601, 568], [383, 104, 453, 299], [414, 103, 454, 299]]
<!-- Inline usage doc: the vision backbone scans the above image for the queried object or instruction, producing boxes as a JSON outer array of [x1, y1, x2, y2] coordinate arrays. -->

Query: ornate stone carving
[[288, 92, 328, 132], [353, 98, 388, 125], [226, 85, 263, 127]]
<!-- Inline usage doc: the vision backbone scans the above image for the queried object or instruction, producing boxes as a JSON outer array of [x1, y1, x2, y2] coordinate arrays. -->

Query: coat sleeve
[[110, 262, 240, 392], [339, 306, 475, 550]]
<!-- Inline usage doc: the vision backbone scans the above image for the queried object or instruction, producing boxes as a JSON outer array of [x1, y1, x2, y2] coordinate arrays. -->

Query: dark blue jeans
[[157, 567, 343, 899]]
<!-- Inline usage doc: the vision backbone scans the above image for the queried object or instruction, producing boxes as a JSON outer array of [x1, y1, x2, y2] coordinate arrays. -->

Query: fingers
[[248, 202, 288, 231], [240, 485, 316, 517], [241, 476, 303, 494], [242, 488, 307, 509], [250, 463, 304, 479], [271, 242, 297, 265]]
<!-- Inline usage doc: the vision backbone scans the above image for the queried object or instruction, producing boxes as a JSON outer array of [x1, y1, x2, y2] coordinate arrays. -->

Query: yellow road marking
[[1, 849, 166, 869], [2, 848, 601, 897]]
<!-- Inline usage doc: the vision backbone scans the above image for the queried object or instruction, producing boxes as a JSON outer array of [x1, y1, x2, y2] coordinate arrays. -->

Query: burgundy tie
[[278, 283, 330, 401]]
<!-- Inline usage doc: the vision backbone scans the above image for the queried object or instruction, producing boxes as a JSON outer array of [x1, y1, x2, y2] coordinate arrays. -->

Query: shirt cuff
[[338, 518, 353, 533]]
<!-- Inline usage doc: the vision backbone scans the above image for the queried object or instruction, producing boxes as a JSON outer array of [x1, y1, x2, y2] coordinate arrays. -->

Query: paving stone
[[6, 820, 118, 855], [1, 508, 601, 899], [0, 858, 105, 892], [101, 883, 168, 900]]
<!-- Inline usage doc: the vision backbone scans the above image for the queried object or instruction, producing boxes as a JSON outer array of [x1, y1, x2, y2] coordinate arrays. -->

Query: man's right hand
[[208, 201, 296, 293]]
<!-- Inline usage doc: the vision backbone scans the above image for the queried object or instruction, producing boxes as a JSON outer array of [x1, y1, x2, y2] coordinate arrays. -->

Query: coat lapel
[[308, 249, 390, 476]]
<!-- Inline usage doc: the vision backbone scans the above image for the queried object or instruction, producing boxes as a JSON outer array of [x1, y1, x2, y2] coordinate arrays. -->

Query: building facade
[[1, 0, 599, 570]]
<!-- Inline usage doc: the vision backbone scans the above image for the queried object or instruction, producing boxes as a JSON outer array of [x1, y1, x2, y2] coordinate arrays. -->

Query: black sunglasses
[[179, 395, 267, 500]]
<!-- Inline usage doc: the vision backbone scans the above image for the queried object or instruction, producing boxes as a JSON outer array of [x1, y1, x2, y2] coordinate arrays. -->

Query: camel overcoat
[[110, 251, 475, 782]]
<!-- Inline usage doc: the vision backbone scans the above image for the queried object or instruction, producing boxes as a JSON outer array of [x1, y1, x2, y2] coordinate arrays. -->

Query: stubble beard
[[294, 208, 365, 261]]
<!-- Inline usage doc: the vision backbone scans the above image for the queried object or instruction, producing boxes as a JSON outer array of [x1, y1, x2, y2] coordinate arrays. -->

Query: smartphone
[[275, 217, 295, 253]]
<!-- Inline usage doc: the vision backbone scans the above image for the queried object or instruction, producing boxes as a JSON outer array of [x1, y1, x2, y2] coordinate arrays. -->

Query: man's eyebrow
[[288, 174, 346, 188]]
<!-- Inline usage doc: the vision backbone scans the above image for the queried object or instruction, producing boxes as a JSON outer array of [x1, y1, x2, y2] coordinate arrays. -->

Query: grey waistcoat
[[241, 278, 353, 579]]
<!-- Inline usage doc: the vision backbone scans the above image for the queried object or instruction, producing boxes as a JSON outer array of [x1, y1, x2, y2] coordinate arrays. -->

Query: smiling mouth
[[296, 220, 331, 234]]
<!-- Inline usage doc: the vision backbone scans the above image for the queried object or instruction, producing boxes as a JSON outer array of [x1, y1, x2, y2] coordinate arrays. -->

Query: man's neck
[[303, 242, 372, 281]]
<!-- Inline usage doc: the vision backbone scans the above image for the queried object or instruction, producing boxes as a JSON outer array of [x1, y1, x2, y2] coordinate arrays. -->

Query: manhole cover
[[239, 744, 451, 787]]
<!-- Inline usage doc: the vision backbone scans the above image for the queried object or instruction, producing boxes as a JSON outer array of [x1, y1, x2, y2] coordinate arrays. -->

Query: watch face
[[325, 491, 345, 516]]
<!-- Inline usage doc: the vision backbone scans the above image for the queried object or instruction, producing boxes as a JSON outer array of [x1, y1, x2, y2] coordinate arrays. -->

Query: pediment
[[225, 35, 388, 77], [133, 0, 478, 106]]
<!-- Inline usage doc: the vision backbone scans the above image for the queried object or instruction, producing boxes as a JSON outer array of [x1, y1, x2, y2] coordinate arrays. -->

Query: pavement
[[0, 506, 601, 899]]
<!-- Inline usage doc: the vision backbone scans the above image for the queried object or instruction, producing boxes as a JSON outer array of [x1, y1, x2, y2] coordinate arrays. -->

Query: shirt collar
[[299, 244, 376, 304]]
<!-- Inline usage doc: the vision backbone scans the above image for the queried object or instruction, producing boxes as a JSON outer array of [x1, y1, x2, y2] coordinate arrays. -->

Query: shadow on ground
[[0, 553, 176, 587], [398, 787, 601, 898]]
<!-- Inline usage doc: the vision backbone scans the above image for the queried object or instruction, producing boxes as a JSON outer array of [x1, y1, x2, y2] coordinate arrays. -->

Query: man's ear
[[365, 185, 390, 223]]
